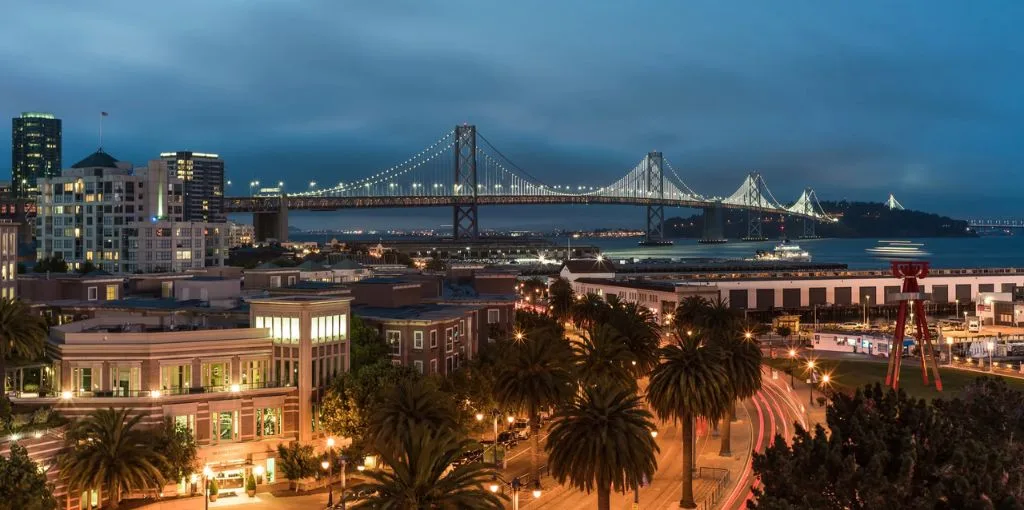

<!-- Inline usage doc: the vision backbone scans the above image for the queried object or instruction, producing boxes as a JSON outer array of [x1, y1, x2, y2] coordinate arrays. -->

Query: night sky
[[3, 1, 1022, 230]]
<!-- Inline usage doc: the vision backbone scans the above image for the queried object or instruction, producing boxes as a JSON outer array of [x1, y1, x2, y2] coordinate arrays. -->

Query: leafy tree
[[775, 325, 792, 343], [647, 331, 730, 509], [59, 408, 166, 509], [0, 443, 57, 510], [0, 298, 49, 411], [320, 361, 421, 443], [76, 261, 99, 274], [548, 278, 575, 322], [752, 382, 1024, 509], [367, 379, 461, 454], [606, 301, 661, 376], [495, 329, 574, 481], [573, 325, 636, 391], [349, 316, 389, 372], [275, 441, 318, 490], [546, 386, 659, 510], [350, 427, 506, 509], [152, 418, 198, 484], [32, 256, 68, 273]]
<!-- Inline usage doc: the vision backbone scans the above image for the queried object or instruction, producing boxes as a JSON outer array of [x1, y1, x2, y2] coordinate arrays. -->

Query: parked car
[[512, 419, 530, 439], [497, 431, 519, 448]]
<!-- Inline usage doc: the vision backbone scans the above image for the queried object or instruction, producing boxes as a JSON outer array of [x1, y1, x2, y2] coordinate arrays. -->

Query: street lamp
[[511, 477, 522, 510], [490, 409, 503, 468], [202, 466, 213, 510], [956, 298, 960, 317], [806, 361, 816, 407], [945, 337, 954, 365], [863, 295, 870, 327], [987, 340, 995, 371], [820, 374, 833, 406], [531, 480, 543, 499], [788, 349, 797, 388], [253, 465, 264, 484]]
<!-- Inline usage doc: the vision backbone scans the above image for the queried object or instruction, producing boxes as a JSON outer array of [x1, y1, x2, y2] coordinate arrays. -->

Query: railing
[[698, 467, 730, 510], [11, 381, 294, 400]]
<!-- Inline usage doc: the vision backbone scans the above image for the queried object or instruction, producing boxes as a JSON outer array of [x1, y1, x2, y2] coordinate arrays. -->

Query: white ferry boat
[[750, 240, 812, 262], [865, 240, 930, 259]]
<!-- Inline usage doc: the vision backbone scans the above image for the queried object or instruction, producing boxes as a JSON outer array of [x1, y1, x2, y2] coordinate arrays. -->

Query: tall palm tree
[[494, 331, 574, 481], [548, 278, 575, 323], [713, 333, 762, 456], [607, 301, 661, 377], [546, 386, 659, 510], [350, 426, 506, 509], [574, 325, 636, 391], [367, 378, 461, 454], [0, 298, 48, 396], [571, 293, 609, 329], [59, 408, 166, 509], [647, 332, 730, 509], [672, 295, 710, 332]]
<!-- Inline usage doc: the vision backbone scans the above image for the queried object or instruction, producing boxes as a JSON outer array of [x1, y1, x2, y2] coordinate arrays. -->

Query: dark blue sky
[[3, 1, 1022, 230]]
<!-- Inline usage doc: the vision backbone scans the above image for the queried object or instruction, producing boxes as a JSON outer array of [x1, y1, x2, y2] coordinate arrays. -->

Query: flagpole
[[99, 112, 104, 149]]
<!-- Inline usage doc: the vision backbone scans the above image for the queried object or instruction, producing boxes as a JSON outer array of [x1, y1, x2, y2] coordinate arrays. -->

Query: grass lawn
[[763, 357, 1024, 401]]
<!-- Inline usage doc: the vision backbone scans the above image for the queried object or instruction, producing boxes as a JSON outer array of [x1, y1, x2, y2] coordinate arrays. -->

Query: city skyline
[[3, 1, 1022, 228]]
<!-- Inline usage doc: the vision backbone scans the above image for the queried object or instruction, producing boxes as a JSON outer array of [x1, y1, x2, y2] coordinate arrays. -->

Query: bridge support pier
[[253, 197, 289, 242], [801, 218, 817, 239], [453, 124, 479, 240], [744, 210, 765, 241], [643, 152, 666, 243], [699, 204, 727, 244]]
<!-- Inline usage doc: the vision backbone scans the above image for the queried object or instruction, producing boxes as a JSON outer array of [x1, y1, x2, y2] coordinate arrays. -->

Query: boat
[[866, 240, 930, 259], [637, 239, 674, 247], [749, 240, 811, 262]]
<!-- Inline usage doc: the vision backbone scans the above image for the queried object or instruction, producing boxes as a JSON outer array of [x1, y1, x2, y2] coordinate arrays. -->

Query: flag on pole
[[101, 112, 109, 116]]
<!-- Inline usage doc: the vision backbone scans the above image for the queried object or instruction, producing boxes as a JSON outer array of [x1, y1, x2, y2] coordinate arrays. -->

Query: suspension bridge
[[226, 125, 836, 242]]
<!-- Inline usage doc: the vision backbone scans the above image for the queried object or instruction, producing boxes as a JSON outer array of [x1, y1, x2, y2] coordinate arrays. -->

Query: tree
[[713, 335, 762, 456], [752, 382, 1024, 509], [494, 330, 574, 481], [571, 293, 609, 329], [76, 261, 98, 274], [673, 295, 710, 332], [367, 378, 461, 454], [350, 427, 506, 509], [646, 331, 730, 509], [152, 418, 198, 485], [548, 278, 575, 322], [546, 386, 659, 510], [573, 325, 636, 391], [606, 301, 661, 376], [59, 408, 166, 509], [349, 316, 389, 373], [276, 441, 318, 491], [32, 257, 68, 273], [0, 298, 48, 409], [0, 443, 57, 510], [775, 325, 792, 347], [320, 361, 421, 443]]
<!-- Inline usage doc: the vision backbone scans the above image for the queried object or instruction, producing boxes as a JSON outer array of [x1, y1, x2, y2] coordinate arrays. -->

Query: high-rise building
[[12, 112, 62, 197], [0, 220, 17, 300], [160, 151, 225, 223]]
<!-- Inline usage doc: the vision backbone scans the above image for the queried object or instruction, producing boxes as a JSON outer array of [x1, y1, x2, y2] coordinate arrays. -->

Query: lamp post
[[945, 337, 954, 365], [956, 298, 960, 318], [788, 349, 797, 388], [863, 295, 870, 327], [987, 340, 995, 371], [325, 436, 336, 509], [820, 374, 832, 406], [203, 466, 213, 510], [806, 361, 816, 407], [511, 477, 521, 510]]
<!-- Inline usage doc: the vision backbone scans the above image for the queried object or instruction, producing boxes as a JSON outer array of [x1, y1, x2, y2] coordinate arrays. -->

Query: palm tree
[[494, 331, 574, 481], [571, 293, 609, 329], [647, 332, 730, 509], [607, 302, 661, 377], [574, 325, 636, 391], [59, 408, 166, 509], [548, 278, 575, 322], [0, 298, 48, 396], [546, 386, 659, 510], [672, 295, 710, 332], [350, 426, 506, 509], [367, 378, 461, 454], [713, 332, 762, 456]]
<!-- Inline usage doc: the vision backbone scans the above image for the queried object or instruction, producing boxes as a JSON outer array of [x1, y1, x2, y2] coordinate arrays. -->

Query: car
[[512, 418, 530, 439], [497, 431, 519, 447]]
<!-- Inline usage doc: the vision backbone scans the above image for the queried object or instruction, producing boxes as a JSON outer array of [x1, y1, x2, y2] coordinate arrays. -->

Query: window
[[488, 309, 500, 324], [202, 362, 229, 391], [213, 411, 237, 442], [256, 407, 282, 437], [160, 364, 191, 394], [270, 276, 281, 288], [413, 331, 424, 349], [105, 285, 118, 300], [414, 360, 424, 374], [110, 366, 139, 396], [387, 331, 401, 356], [173, 414, 195, 434], [445, 327, 454, 353], [430, 330, 438, 348], [87, 286, 98, 301], [287, 276, 297, 286], [73, 367, 94, 395]]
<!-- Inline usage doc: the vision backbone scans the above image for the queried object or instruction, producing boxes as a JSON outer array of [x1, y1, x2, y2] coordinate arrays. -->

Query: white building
[[226, 221, 254, 248], [570, 277, 720, 322], [36, 149, 220, 273]]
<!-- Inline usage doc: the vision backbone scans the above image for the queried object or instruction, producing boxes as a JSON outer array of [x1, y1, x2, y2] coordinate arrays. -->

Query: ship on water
[[748, 240, 812, 262]]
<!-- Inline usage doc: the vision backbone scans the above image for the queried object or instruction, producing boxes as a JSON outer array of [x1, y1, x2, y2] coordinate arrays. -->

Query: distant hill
[[662, 201, 974, 238]]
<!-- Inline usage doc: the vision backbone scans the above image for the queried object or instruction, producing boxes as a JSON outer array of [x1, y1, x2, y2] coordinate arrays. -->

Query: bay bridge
[[225, 125, 836, 242]]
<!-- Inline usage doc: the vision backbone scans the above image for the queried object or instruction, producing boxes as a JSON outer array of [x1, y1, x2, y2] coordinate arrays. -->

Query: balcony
[[9, 381, 293, 403]]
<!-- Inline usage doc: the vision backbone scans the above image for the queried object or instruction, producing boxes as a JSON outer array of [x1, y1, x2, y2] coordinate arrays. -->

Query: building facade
[[0, 221, 17, 299], [12, 112, 61, 198], [226, 221, 254, 248], [160, 151, 225, 223]]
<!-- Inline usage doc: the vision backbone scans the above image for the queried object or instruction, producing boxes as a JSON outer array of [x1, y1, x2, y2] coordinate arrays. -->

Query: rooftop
[[353, 303, 477, 322], [574, 277, 714, 293], [561, 258, 617, 274], [71, 149, 119, 169]]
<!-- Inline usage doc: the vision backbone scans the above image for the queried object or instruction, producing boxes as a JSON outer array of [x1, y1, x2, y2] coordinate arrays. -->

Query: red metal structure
[[885, 261, 943, 392]]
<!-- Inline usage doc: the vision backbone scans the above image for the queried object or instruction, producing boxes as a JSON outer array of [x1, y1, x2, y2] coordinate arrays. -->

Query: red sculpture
[[885, 261, 943, 391]]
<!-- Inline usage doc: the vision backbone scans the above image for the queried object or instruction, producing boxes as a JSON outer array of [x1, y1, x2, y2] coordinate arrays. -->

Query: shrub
[[208, 478, 219, 496], [246, 474, 257, 492]]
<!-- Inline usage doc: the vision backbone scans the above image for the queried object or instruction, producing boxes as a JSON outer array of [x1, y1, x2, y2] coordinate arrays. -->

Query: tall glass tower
[[12, 112, 62, 198]]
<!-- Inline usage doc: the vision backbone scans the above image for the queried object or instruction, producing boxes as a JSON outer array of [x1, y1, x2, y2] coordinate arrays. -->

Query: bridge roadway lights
[[699, 204, 727, 244]]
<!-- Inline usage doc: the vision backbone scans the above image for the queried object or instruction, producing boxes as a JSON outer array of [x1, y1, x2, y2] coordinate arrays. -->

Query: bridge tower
[[453, 124, 479, 240], [745, 172, 766, 241], [644, 152, 666, 243]]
